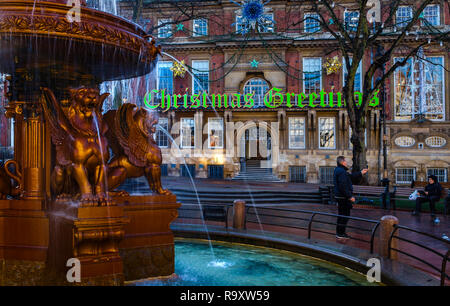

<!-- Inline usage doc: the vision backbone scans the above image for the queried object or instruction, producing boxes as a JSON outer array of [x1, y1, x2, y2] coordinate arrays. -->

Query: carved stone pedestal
[[0, 199, 49, 285], [42, 194, 180, 285], [47, 201, 129, 286], [117, 194, 180, 281]]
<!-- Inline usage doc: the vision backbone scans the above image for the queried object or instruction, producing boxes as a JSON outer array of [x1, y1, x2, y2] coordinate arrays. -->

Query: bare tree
[[123, 0, 449, 177], [300, 0, 449, 175]]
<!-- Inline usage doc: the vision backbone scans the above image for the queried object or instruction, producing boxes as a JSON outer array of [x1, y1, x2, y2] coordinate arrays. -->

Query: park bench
[[319, 185, 335, 204], [352, 185, 388, 206], [323, 184, 388, 207], [202, 204, 230, 228], [390, 181, 450, 215]]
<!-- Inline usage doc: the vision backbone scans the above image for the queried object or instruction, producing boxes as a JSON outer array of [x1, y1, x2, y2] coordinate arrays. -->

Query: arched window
[[243, 78, 269, 107]]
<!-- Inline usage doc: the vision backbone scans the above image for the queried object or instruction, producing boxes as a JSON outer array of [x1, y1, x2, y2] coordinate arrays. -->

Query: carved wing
[[40, 88, 74, 166], [114, 104, 151, 168], [96, 92, 110, 115]]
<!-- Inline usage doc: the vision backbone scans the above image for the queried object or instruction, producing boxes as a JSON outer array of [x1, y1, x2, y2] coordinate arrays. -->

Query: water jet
[[0, 0, 180, 285]]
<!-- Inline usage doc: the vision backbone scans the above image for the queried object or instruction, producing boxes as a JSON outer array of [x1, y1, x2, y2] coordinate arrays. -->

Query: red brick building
[[114, 0, 450, 185]]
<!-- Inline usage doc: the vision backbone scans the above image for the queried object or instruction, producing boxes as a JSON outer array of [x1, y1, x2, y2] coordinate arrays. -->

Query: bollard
[[233, 200, 246, 230], [379, 215, 399, 259]]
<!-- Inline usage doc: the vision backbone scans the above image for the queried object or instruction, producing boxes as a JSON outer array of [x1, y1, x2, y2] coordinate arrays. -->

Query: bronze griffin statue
[[41, 87, 113, 205], [41, 87, 170, 206], [104, 103, 171, 195]]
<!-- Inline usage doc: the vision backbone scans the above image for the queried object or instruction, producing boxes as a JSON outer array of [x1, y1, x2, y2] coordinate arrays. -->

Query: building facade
[[115, 0, 450, 186], [1, 0, 448, 187]]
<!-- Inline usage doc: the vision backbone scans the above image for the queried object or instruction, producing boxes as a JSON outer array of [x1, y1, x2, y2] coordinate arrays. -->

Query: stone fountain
[[0, 0, 180, 285]]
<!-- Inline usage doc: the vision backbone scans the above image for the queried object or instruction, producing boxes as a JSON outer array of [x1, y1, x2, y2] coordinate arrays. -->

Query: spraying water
[[92, 112, 109, 203], [86, 0, 118, 15], [155, 126, 218, 260]]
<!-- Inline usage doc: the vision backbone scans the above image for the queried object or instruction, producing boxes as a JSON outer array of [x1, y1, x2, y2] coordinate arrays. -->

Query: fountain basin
[[0, 0, 159, 90], [133, 238, 380, 286]]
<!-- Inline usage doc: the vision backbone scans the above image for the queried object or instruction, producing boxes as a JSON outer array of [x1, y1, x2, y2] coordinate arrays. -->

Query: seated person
[[412, 175, 442, 222]]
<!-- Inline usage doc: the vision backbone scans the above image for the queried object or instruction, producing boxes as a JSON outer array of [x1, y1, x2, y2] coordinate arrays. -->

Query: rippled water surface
[[136, 239, 379, 286]]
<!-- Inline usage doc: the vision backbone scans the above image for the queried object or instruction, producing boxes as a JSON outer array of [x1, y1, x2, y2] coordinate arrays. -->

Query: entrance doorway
[[239, 126, 272, 161]]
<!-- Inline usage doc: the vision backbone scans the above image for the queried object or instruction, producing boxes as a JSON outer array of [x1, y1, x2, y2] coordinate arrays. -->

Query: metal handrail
[[307, 213, 316, 239], [178, 204, 380, 253], [387, 224, 450, 286], [442, 250, 450, 286], [176, 203, 449, 285], [245, 206, 379, 244]]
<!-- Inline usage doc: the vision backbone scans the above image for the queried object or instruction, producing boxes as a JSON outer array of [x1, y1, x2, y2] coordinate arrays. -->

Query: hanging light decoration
[[170, 60, 187, 78], [231, 0, 275, 34], [325, 56, 342, 75]]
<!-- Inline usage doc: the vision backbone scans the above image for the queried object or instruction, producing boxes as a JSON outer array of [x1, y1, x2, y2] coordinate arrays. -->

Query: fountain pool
[[133, 238, 381, 286]]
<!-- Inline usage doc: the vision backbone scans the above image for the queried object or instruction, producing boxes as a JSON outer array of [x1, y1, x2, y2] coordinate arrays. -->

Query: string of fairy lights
[[149, 0, 448, 85]]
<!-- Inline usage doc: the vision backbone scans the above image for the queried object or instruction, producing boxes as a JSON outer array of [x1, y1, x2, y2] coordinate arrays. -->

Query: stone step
[[174, 193, 320, 200], [176, 198, 319, 205], [171, 189, 319, 196]]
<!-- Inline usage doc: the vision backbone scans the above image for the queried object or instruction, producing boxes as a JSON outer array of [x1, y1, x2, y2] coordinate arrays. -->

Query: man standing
[[333, 156, 369, 239]]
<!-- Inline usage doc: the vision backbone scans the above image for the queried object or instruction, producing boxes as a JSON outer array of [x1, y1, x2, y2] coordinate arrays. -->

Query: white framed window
[[318, 117, 336, 149], [192, 60, 209, 95], [394, 136, 415, 147], [349, 127, 367, 149], [155, 117, 169, 148], [157, 61, 173, 95], [395, 168, 416, 184], [343, 57, 362, 93], [344, 11, 359, 31], [425, 136, 446, 148], [427, 168, 448, 183], [422, 5, 440, 26], [396, 6, 412, 28], [180, 118, 195, 148], [304, 13, 320, 33], [193, 18, 208, 37], [259, 13, 274, 33], [243, 78, 269, 107], [303, 58, 322, 95], [319, 167, 335, 184], [289, 117, 306, 149], [236, 15, 245, 33], [394, 56, 445, 121], [289, 166, 306, 183], [236, 13, 274, 33], [158, 19, 172, 38], [208, 118, 224, 149]]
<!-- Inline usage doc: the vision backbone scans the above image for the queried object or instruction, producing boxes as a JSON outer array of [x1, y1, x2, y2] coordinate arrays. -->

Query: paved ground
[[123, 176, 449, 283], [161, 176, 322, 192], [158, 177, 449, 283]]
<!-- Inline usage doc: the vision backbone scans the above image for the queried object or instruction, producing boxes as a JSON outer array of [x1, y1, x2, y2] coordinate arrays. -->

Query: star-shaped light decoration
[[170, 60, 187, 78], [176, 23, 184, 31], [324, 56, 342, 75], [231, 0, 275, 34], [250, 59, 259, 68]]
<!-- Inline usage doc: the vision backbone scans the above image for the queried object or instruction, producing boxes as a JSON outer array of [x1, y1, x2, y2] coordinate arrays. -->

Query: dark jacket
[[333, 165, 362, 199], [425, 182, 443, 198]]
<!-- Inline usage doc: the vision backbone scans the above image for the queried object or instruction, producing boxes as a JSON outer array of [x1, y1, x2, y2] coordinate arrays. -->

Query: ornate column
[[21, 110, 45, 200], [308, 110, 316, 153], [194, 111, 205, 177]]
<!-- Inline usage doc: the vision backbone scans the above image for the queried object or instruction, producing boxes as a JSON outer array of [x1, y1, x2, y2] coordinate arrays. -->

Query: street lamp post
[[375, 45, 390, 209], [380, 71, 390, 209]]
